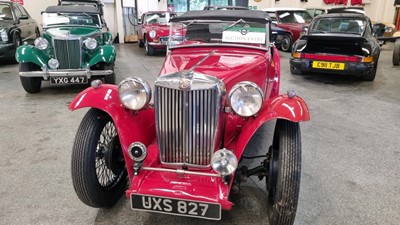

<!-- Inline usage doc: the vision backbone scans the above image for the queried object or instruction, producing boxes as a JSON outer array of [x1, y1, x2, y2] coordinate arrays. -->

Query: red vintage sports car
[[69, 10, 310, 224], [137, 11, 181, 55], [263, 8, 313, 52]]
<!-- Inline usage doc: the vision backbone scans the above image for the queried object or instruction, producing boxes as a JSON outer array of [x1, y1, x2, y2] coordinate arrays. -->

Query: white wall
[[23, 0, 58, 28], [103, 2, 117, 37]]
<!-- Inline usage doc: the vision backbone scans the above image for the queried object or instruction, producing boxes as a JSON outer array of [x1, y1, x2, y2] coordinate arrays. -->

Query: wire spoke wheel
[[71, 108, 127, 208], [95, 121, 123, 189]]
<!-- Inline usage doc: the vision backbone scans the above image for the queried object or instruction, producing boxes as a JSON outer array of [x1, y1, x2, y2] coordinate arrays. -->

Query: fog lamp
[[128, 142, 147, 162], [48, 58, 59, 69], [211, 149, 238, 176]]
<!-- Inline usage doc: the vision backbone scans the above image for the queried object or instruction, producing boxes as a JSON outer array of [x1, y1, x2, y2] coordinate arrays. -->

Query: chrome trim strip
[[141, 167, 221, 177], [19, 70, 113, 79]]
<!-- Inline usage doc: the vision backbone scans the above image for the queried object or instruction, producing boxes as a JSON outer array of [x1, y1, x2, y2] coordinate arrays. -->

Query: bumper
[[126, 144, 233, 211], [290, 58, 374, 76], [148, 42, 167, 49], [0, 43, 15, 59], [19, 69, 113, 80]]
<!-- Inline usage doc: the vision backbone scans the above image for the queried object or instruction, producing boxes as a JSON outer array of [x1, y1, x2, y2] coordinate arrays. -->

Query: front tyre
[[393, 39, 400, 66], [102, 62, 116, 84], [19, 63, 42, 93], [145, 38, 155, 56], [267, 119, 301, 225], [71, 108, 127, 208]]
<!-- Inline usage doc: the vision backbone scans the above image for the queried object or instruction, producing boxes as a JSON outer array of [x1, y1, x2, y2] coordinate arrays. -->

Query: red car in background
[[263, 8, 313, 51], [137, 11, 179, 55]]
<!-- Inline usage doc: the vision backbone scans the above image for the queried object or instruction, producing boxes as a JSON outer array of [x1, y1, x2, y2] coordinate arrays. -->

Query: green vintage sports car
[[16, 5, 116, 93]]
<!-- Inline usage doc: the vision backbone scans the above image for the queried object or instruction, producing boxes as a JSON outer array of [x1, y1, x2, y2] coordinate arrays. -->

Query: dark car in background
[[290, 13, 380, 81], [58, 0, 107, 28], [0, 1, 39, 62], [263, 8, 313, 52]]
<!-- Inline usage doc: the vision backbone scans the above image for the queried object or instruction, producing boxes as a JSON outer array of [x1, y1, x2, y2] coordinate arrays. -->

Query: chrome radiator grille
[[155, 85, 220, 167], [53, 38, 81, 69]]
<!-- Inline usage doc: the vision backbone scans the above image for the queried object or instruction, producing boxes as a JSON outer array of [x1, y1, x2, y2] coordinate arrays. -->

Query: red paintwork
[[126, 143, 233, 210], [303, 53, 360, 62], [160, 47, 275, 98], [70, 43, 309, 212], [267, 9, 311, 42], [68, 85, 156, 180]]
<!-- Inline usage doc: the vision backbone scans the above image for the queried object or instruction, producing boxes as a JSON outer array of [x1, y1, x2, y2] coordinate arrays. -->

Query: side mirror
[[19, 15, 29, 20], [137, 18, 142, 25]]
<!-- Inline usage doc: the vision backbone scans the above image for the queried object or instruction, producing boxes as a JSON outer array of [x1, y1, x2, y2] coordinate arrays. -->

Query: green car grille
[[54, 38, 82, 69]]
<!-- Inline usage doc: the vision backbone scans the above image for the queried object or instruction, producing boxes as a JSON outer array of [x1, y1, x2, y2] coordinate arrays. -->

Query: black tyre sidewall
[[71, 108, 126, 208], [267, 119, 301, 225], [280, 35, 292, 52], [102, 62, 116, 84], [393, 39, 400, 66], [19, 63, 41, 93], [145, 38, 154, 56]]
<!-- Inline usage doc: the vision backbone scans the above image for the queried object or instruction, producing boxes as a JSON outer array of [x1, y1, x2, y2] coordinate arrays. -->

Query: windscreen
[[310, 18, 366, 35], [0, 4, 13, 20], [277, 11, 312, 23], [169, 20, 269, 48], [42, 12, 101, 28], [145, 12, 176, 25]]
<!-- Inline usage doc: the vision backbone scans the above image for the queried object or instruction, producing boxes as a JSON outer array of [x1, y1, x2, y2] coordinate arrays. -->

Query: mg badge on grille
[[179, 79, 191, 90]]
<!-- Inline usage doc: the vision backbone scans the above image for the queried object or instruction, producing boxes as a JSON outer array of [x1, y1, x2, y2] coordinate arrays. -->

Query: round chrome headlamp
[[84, 37, 97, 50], [149, 30, 156, 39], [211, 149, 238, 176], [34, 37, 48, 50], [118, 77, 151, 110], [228, 81, 263, 117]]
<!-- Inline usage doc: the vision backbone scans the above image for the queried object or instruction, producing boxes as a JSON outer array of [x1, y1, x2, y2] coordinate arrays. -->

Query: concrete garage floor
[[0, 43, 399, 225]]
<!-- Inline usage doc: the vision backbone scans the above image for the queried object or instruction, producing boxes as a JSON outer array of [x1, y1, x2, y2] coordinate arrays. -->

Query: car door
[[15, 4, 36, 43]]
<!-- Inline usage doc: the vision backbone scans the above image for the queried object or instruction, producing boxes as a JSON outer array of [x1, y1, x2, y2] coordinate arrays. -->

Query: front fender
[[15, 45, 49, 68], [231, 94, 310, 158], [69, 84, 156, 178], [88, 45, 116, 66]]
